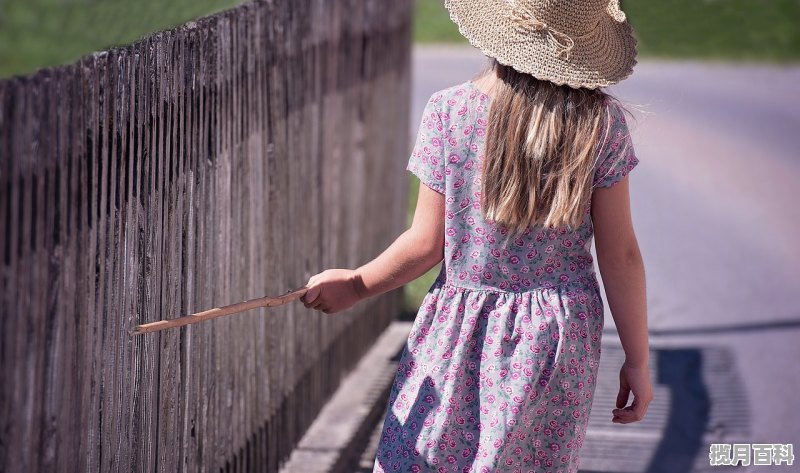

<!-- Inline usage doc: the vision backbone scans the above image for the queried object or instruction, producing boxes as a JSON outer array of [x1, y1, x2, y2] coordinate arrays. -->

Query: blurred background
[[2, 1, 798, 471], [2, 0, 798, 79]]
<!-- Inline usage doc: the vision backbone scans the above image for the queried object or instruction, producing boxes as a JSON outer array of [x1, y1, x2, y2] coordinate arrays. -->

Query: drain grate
[[579, 339, 751, 473]]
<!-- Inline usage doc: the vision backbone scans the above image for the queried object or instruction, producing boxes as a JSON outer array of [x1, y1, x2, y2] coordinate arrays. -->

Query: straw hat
[[444, 0, 638, 89]]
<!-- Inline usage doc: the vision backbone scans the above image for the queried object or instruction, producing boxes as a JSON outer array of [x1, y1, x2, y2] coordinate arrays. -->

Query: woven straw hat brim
[[445, 0, 638, 89]]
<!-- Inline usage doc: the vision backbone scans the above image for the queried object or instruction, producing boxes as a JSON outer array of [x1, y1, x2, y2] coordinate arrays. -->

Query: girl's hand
[[301, 269, 362, 314], [612, 360, 653, 424]]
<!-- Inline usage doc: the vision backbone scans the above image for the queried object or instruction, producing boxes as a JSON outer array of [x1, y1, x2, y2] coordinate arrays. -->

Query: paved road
[[404, 45, 800, 472]]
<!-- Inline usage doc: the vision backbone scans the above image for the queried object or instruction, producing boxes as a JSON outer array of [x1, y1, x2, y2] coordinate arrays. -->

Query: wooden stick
[[130, 286, 310, 335]]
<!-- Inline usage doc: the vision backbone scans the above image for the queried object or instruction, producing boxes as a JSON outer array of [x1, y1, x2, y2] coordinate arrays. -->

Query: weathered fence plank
[[0, 0, 412, 471]]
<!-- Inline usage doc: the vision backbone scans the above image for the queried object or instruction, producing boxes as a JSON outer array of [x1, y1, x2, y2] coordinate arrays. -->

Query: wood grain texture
[[0, 0, 412, 471]]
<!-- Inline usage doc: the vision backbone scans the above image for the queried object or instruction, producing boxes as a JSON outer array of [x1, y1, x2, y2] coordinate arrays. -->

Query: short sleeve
[[592, 101, 639, 189], [406, 94, 446, 195]]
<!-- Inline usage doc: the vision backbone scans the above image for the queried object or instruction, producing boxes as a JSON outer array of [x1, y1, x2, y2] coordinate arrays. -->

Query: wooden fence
[[0, 0, 412, 471]]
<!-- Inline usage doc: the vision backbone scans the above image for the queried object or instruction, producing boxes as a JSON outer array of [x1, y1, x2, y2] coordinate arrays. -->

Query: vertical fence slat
[[4, 79, 22, 472], [27, 73, 45, 473]]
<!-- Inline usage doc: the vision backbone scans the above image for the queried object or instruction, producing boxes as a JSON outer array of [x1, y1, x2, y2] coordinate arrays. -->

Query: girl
[[302, 0, 652, 471]]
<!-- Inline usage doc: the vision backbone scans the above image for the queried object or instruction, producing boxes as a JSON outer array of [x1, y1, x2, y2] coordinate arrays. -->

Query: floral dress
[[372, 80, 639, 473]]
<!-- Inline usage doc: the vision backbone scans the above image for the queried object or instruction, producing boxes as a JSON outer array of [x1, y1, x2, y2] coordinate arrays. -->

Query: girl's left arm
[[302, 183, 445, 314]]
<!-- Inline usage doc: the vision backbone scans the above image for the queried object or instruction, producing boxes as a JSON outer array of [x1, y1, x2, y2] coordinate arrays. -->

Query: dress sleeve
[[592, 101, 639, 189], [406, 94, 447, 195]]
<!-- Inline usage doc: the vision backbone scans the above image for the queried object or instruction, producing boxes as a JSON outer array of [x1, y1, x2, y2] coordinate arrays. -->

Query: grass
[[414, 0, 800, 62], [0, 0, 245, 79]]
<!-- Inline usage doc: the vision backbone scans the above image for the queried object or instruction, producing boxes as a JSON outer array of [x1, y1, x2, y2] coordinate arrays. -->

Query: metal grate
[[579, 338, 751, 473]]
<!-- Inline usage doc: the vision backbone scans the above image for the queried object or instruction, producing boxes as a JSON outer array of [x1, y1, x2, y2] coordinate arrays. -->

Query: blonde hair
[[479, 59, 611, 242]]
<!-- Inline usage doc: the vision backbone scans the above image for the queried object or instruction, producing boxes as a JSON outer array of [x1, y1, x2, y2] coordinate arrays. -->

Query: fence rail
[[0, 0, 412, 471]]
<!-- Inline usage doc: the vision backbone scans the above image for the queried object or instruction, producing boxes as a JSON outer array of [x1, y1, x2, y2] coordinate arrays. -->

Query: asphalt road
[[408, 45, 800, 472]]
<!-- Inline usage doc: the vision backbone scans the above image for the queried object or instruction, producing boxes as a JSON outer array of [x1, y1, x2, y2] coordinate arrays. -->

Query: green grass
[[414, 0, 800, 62], [0, 0, 245, 79], [412, 0, 467, 43]]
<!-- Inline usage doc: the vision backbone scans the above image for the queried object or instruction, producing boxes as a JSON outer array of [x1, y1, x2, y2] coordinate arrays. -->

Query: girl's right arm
[[591, 174, 653, 424]]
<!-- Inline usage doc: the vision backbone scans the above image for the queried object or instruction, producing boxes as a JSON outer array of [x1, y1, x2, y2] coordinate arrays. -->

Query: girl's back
[[409, 79, 638, 293]]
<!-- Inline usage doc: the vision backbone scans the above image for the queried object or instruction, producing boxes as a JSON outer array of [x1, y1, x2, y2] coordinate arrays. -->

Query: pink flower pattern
[[373, 81, 639, 473]]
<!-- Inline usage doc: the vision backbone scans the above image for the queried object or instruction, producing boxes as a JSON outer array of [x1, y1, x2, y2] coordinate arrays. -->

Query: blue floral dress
[[372, 80, 639, 473]]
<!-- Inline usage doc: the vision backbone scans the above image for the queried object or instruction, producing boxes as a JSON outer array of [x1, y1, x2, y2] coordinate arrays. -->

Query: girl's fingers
[[300, 276, 346, 314], [612, 398, 648, 423], [302, 285, 334, 314], [303, 286, 321, 306], [612, 407, 635, 423]]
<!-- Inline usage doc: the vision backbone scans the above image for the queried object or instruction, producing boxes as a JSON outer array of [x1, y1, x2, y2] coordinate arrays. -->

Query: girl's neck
[[471, 70, 500, 99]]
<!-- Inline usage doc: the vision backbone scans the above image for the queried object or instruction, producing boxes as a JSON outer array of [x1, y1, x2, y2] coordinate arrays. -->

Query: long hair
[[479, 59, 611, 241]]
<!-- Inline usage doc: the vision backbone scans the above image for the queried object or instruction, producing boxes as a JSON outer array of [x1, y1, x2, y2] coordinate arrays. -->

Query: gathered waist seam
[[433, 273, 599, 295]]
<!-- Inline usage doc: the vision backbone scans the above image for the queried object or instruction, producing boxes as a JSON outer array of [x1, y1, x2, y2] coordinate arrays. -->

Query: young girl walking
[[301, 0, 652, 471]]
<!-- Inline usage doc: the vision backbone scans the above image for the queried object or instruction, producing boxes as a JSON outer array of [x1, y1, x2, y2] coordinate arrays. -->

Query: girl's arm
[[302, 183, 445, 313], [590, 175, 653, 423], [352, 183, 446, 300]]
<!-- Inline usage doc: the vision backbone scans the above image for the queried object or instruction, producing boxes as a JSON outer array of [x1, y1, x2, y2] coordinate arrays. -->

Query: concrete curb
[[279, 321, 412, 473]]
